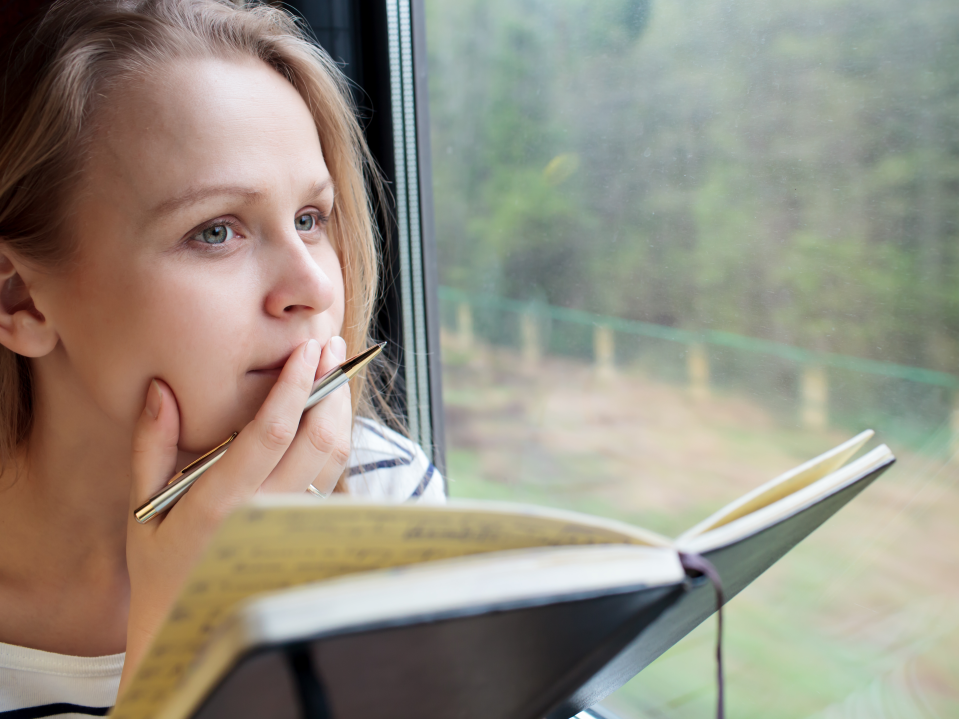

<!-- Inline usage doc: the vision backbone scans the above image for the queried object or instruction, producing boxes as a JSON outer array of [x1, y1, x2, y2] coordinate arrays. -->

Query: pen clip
[[167, 431, 238, 485]]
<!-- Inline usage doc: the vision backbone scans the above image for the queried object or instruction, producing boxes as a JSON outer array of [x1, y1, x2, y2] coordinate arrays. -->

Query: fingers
[[130, 379, 180, 521], [132, 336, 352, 531], [316, 335, 346, 378], [260, 337, 352, 495], [299, 388, 352, 495], [186, 338, 321, 514]]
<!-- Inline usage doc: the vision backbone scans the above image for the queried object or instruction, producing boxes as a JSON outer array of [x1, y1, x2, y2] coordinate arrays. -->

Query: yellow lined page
[[113, 497, 658, 719]]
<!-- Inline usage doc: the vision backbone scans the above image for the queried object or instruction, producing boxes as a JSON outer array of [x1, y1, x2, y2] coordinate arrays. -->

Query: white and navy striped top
[[0, 418, 445, 719]]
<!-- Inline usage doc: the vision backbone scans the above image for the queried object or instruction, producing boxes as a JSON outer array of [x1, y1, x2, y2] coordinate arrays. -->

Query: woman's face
[[34, 56, 345, 452]]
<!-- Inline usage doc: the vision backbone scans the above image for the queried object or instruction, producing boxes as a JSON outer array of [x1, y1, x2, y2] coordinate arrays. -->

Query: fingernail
[[145, 379, 162, 419], [330, 335, 346, 361], [304, 339, 320, 366]]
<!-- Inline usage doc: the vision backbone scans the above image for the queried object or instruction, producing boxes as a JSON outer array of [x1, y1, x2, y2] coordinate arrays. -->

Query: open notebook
[[112, 431, 894, 719]]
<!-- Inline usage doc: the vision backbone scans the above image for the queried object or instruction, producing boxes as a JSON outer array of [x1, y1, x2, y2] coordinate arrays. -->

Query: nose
[[262, 231, 336, 319]]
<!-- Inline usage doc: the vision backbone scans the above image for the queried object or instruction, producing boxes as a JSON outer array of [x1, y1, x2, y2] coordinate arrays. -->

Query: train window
[[426, 0, 959, 716]]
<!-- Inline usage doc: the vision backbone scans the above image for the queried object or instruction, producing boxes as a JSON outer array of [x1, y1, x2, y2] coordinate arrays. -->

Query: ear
[[0, 250, 59, 358]]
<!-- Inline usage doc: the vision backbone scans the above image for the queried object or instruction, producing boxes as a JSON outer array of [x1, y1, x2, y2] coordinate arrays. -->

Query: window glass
[[425, 0, 959, 716]]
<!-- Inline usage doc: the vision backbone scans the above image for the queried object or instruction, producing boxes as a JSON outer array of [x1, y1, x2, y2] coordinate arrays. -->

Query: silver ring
[[307, 483, 329, 499]]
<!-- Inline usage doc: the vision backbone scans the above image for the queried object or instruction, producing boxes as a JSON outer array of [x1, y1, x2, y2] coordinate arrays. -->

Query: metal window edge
[[386, 0, 447, 488]]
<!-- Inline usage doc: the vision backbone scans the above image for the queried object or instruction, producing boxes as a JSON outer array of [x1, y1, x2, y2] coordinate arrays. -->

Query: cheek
[[316, 240, 346, 332], [53, 262, 260, 437], [142, 274, 264, 448], [50, 240, 347, 452], [50, 268, 164, 421]]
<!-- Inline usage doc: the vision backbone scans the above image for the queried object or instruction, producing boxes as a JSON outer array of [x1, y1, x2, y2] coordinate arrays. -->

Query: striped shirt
[[0, 419, 445, 718]]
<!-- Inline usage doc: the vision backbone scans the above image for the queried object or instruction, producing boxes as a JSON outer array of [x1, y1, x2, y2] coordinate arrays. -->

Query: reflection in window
[[426, 0, 959, 716]]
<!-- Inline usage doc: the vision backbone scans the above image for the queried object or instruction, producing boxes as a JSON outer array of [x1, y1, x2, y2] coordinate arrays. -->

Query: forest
[[425, 0, 959, 375]]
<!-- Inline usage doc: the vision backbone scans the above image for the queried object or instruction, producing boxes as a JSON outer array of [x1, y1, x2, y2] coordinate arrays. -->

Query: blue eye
[[195, 224, 235, 245], [295, 214, 315, 232]]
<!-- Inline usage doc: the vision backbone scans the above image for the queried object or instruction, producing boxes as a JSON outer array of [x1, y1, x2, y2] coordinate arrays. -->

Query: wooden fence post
[[687, 343, 710, 400], [951, 391, 959, 449], [594, 325, 615, 379], [801, 365, 829, 430], [521, 311, 540, 370], [456, 302, 473, 352]]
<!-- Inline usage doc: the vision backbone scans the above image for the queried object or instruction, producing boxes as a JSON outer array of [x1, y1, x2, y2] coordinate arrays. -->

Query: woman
[[0, 1, 442, 714]]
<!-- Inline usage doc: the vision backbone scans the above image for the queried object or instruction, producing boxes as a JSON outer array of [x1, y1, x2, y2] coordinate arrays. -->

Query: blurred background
[[424, 0, 959, 716]]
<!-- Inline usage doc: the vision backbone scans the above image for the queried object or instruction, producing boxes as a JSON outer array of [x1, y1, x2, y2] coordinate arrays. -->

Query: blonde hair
[[0, 0, 393, 484]]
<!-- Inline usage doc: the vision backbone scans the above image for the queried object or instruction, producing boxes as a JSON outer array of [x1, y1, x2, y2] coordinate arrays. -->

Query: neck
[[19, 362, 132, 556], [0, 351, 134, 655]]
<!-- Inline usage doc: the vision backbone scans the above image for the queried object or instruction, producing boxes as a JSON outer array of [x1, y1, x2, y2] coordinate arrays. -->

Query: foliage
[[425, 0, 959, 372]]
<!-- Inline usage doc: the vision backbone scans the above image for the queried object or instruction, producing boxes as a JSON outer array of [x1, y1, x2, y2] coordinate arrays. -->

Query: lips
[[248, 339, 324, 375], [248, 349, 294, 376]]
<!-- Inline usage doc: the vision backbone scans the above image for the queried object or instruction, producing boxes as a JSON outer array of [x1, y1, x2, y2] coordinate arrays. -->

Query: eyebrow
[[150, 185, 264, 219], [306, 178, 336, 202], [149, 179, 335, 219]]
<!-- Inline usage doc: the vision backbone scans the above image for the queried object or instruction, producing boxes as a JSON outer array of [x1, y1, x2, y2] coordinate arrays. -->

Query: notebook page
[[678, 429, 874, 541], [677, 444, 893, 554], [113, 498, 660, 719]]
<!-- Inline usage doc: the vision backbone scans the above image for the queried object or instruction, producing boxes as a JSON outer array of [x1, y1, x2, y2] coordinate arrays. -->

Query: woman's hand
[[120, 337, 351, 692]]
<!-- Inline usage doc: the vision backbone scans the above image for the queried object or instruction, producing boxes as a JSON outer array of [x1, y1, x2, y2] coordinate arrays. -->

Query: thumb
[[130, 379, 180, 516]]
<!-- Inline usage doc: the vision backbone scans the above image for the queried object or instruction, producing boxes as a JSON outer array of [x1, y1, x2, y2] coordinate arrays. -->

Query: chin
[[177, 429, 232, 456], [177, 376, 276, 452], [177, 405, 256, 454]]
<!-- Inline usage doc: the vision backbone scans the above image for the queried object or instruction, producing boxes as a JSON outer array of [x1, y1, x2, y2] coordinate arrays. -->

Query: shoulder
[[343, 417, 446, 503]]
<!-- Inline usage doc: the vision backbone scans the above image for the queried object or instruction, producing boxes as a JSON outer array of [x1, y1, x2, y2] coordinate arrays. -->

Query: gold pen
[[134, 342, 385, 524]]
